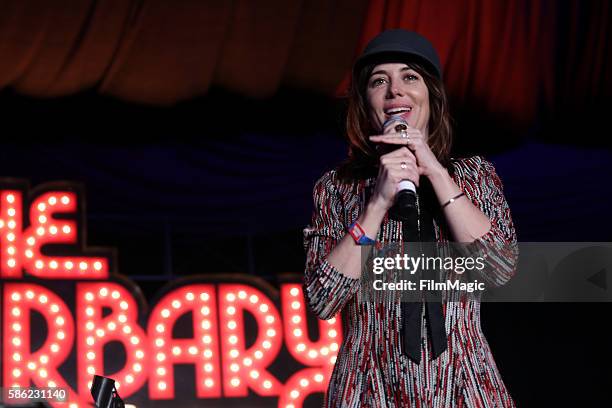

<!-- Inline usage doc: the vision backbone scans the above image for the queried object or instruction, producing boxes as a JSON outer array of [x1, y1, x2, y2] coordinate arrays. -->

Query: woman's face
[[366, 63, 430, 136]]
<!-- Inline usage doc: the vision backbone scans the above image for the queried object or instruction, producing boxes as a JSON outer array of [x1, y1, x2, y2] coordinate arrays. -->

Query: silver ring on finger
[[400, 162, 407, 169], [400, 129, 409, 139]]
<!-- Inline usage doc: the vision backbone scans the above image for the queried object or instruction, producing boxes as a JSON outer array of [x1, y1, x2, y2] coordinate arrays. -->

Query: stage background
[[1, 0, 611, 406]]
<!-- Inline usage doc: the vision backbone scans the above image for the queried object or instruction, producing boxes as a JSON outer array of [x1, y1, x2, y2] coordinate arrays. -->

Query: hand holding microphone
[[383, 115, 417, 211], [368, 115, 420, 213]]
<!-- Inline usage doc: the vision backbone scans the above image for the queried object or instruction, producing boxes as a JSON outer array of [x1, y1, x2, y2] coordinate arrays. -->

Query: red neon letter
[[76, 283, 148, 399], [0, 190, 23, 277], [3, 283, 89, 406], [147, 285, 221, 399], [218, 284, 283, 397], [279, 284, 342, 407], [22, 192, 108, 279]]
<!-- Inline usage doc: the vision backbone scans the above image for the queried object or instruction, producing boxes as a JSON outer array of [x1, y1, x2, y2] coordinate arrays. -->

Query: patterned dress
[[303, 156, 517, 408]]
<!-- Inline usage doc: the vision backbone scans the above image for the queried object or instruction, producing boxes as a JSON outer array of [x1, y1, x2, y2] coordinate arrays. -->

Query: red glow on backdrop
[[0, 181, 340, 407]]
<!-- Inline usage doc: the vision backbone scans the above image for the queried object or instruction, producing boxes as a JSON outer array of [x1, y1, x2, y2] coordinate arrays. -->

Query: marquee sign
[[0, 180, 340, 407]]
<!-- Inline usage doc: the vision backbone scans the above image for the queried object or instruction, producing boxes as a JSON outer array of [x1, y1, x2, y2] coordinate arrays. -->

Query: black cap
[[354, 29, 442, 79]]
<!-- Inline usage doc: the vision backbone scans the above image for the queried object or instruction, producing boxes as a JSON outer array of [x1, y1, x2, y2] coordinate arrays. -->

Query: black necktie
[[389, 180, 448, 364]]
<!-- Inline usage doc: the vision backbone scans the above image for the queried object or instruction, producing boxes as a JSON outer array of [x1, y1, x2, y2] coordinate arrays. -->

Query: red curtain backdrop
[[0, 0, 609, 125]]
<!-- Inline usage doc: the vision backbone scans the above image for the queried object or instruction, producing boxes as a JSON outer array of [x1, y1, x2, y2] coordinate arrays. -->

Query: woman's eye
[[371, 78, 386, 86], [404, 74, 418, 81]]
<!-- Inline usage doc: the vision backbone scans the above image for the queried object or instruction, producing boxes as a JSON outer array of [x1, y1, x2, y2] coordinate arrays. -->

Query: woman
[[303, 29, 517, 407]]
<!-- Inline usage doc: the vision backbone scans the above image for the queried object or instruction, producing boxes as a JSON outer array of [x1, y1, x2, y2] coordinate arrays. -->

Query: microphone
[[382, 115, 417, 211]]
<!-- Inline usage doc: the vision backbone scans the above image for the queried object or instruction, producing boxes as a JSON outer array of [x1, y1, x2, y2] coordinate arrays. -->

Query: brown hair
[[337, 60, 453, 181]]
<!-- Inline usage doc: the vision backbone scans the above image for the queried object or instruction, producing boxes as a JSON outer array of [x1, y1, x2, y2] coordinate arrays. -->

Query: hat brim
[[354, 50, 442, 80]]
